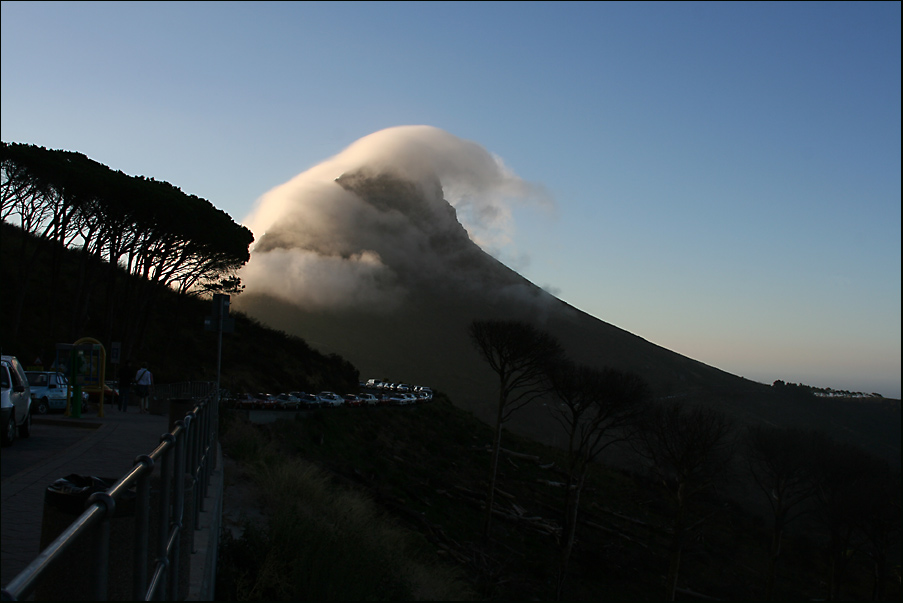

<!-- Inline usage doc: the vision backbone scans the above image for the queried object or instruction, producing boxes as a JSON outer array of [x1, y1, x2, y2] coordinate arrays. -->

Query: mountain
[[234, 170, 900, 462]]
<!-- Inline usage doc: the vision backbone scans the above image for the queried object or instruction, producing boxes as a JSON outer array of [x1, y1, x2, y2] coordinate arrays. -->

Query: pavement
[[1, 403, 223, 599]]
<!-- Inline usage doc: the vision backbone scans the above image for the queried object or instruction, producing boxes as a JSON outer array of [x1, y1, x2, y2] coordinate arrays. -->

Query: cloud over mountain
[[239, 126, 552, 311], [232, 128, 900, 467]]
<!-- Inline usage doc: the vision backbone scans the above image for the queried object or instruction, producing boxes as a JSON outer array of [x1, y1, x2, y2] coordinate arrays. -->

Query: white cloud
[[239, 125, 554, 310]]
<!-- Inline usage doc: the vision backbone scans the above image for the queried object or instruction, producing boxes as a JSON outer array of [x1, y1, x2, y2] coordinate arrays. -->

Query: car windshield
[[1, 366, 10, 389]]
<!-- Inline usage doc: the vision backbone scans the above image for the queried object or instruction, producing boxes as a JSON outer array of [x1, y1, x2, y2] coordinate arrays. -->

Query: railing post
[[194, 405, 207, 528], [86, 492, 116, 600], [157, 433, 175, 599], [170, 419, 189, 602], [187, 409, 198, 550], [133, 454, 154, 600]]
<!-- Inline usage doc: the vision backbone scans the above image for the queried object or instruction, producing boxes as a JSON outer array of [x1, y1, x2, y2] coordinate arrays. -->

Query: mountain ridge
[[235, 170, 899, 462]]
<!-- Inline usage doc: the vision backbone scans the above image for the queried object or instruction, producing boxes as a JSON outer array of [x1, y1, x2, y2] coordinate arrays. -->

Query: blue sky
[[2, 1, 900, 397]]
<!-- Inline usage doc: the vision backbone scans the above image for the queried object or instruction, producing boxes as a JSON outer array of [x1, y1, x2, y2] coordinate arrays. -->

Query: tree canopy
[[1, 141, 253, 294], [1, 140, 254, 357]]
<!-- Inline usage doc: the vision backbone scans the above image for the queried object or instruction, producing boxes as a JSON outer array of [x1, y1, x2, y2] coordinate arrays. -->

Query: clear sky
[[2, 1, 900, 398]]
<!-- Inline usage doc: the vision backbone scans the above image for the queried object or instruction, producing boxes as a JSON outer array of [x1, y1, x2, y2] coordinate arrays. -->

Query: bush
[[217, 417, 472, 600]]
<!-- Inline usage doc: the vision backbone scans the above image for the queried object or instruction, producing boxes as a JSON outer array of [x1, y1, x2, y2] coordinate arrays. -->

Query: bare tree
[[857, 463, 900, 602], [744, 425, 818, 600], [809, 435, 891, 601], [547, 361, 649, 600], [632, 401, 734, 600], [469, 319, 564, 543]]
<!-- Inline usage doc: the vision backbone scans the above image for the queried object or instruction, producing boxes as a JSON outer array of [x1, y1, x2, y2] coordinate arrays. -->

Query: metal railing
[[1, 383, 221, 601]]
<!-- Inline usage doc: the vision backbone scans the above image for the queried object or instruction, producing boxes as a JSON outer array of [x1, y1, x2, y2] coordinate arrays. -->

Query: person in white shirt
[[135, 363, 154, 414]]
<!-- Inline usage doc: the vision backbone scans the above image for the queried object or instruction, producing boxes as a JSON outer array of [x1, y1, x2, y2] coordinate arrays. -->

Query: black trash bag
[[45, 474, 135, 516]]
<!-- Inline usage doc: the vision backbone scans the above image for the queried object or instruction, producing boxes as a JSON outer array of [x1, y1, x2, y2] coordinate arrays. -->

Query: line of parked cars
[[230, 383, 433, 411]]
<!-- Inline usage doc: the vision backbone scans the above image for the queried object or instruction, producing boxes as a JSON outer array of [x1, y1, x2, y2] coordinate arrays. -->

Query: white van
[[2, 355, 32, 446]]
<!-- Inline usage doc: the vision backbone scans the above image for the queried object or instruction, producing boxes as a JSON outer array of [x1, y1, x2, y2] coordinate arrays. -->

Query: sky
[[1, 1, 900, 398]]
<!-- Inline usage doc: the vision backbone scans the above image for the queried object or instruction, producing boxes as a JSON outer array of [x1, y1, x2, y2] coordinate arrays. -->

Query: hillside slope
[[235, 171, 900, 461]]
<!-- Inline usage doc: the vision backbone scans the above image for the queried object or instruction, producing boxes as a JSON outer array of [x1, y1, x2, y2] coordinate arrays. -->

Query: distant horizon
[[533, 282, 901, 400], [2, 2, 899, 399]]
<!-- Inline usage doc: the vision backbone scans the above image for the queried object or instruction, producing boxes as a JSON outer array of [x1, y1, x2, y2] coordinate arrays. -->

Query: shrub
[[217, 417, 472, 600]]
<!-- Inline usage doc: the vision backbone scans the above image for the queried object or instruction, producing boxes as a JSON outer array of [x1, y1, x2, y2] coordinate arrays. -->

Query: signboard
[[204, 294, 234, 333]]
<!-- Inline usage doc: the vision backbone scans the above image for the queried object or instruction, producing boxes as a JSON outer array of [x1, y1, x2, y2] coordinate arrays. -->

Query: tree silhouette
[[1, 141, 254, 356], [469, 319, 564, 543], [808, 435, 893, 601], [547, 361, 649, 599], [632, 401, 734, 600], [744, 425, 818, 600], [857, 462, 901, 601]]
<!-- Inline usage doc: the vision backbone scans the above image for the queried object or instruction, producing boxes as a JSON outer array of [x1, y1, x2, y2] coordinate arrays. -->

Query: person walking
[[118, 360, 132, 412], [135, 363, 154, 414]]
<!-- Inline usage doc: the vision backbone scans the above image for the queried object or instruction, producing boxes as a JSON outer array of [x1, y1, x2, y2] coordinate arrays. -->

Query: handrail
[[1, 382, 221, 601]]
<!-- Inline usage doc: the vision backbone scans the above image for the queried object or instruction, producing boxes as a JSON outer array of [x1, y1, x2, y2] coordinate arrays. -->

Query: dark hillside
[[218, 399, 901, 600], [0, 221, 358, 395]]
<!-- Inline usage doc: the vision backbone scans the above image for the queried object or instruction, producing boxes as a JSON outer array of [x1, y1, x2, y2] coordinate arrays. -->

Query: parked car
[[343, 394, 363, 406], [296, 392, 319, 408], [2, 355, 32, 446], [276, 393, 301, 410], [258, 393, 278, 410], [359, 393, 379, 406], [234, 393, 260, 409], [387, 393, 408, 406], [102, 381, 120, 405], [317, 391, 343, 407], [26, 370, 85, 414]]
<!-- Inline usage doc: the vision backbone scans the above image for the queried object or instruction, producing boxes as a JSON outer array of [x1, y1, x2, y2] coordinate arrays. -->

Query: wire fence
[[1, 383, 221, 601]]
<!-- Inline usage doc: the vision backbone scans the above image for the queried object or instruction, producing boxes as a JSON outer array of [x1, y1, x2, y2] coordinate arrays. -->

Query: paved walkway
[[1, 405, 222, 599]]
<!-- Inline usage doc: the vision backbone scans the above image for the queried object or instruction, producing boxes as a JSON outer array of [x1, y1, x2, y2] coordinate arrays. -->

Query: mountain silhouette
[[235, 169, 900, 460]]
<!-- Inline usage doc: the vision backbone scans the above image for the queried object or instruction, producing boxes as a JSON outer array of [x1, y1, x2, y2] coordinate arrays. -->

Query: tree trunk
[[665, 484, 686, 601], [765, 513, 785, 600], [555, 465, 586, 601], [481, 417, 504, 544]]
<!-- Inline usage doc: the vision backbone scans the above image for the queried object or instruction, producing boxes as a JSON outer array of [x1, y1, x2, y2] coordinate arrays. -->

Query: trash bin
[[36, 475, 136, 601]]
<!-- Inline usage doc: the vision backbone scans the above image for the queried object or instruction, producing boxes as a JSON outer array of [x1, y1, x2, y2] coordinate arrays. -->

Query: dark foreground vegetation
[[217, 399, 900, 600]]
